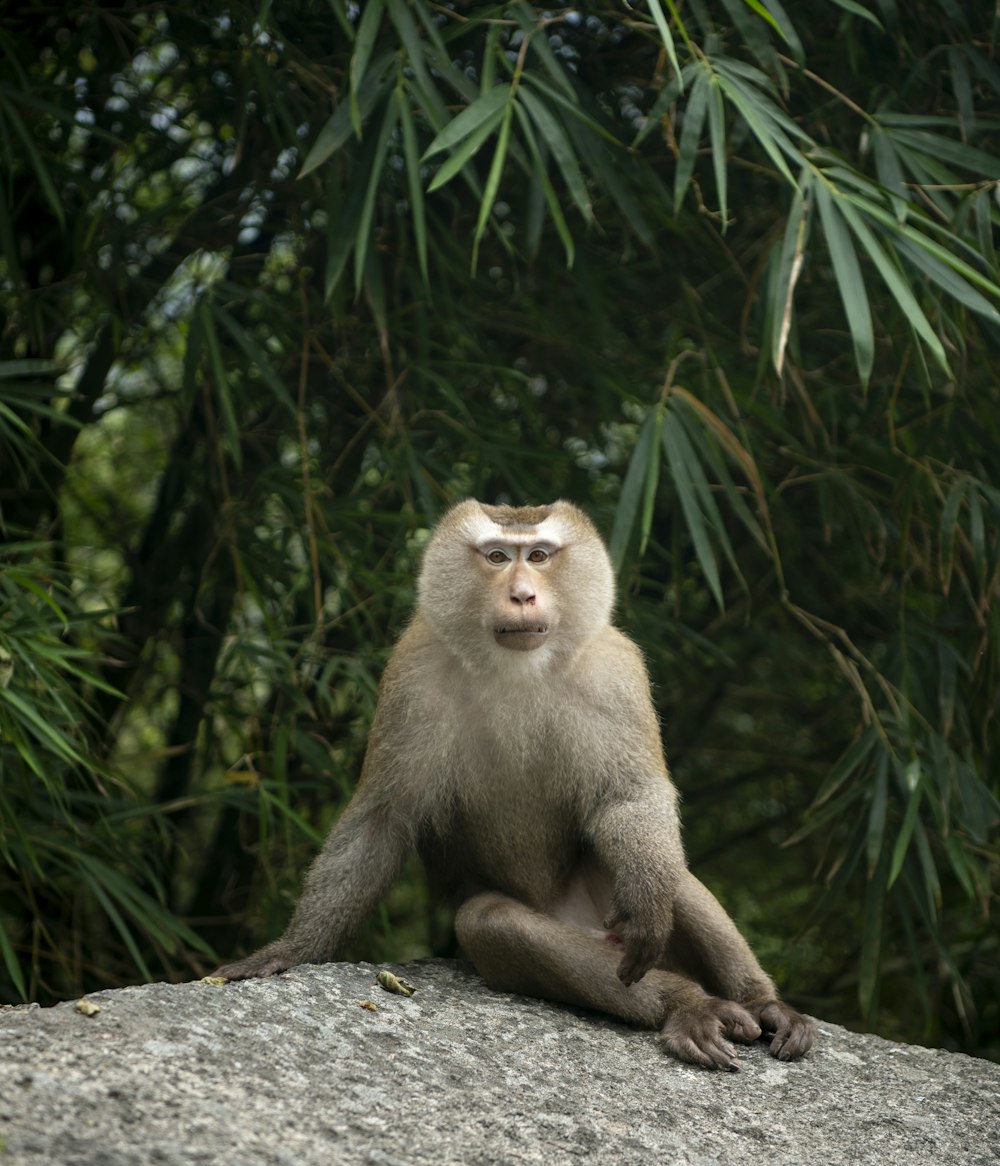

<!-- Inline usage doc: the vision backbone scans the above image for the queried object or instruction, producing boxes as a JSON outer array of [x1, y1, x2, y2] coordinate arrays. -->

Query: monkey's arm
[[213, 789, 413, 980], [585, 778, 686, 987], [214, 653, 421, 981]]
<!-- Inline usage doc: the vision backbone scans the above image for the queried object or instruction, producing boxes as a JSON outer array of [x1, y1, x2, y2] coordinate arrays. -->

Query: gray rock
[[1, 959, 997, 1165]]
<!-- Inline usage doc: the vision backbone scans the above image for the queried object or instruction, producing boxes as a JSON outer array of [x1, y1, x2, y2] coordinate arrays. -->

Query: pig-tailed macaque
[[215, 500, 814, 1070]]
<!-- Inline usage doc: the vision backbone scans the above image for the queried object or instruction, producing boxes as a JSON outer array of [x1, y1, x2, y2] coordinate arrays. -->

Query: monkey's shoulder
[[570, 624, 656, 702]]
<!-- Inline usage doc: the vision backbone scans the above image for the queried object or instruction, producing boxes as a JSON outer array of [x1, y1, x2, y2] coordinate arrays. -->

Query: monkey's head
[[416, 499, 615, 669]]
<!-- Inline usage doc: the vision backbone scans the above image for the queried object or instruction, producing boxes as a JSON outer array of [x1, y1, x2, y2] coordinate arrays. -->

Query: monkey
[[214, 499, 814, 1070]]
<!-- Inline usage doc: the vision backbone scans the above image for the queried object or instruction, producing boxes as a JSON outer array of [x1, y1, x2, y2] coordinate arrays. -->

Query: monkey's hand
[[658, 997, 762, 1071], [603, 910, 668, 986], [748, 999, 815, 1061], [211, 942, 295, 981]]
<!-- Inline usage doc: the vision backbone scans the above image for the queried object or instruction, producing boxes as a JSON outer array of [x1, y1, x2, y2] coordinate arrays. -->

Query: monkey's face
[[481, 540, 556, 652], [417, 500, 616, 667]]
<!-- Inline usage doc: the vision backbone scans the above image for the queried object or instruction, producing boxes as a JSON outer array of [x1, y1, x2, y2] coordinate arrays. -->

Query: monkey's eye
[[527, 548, 549, 564], [485, 549, 510, 565]]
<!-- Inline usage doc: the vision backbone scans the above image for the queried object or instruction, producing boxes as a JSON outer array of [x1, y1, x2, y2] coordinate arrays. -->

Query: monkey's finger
[[616, 951, 654, 986], [769, 1022, 814, 1060], [716, 1003, 762, 1045], [757, 1002, 814, 1060]]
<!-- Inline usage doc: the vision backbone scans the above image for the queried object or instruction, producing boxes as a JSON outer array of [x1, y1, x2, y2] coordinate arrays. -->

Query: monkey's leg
[[666, 872, 814, 1061], [455, 891, 762, 1070]]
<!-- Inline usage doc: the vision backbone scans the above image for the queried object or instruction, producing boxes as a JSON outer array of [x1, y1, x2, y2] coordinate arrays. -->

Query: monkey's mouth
[[493, 624, 550, 651]]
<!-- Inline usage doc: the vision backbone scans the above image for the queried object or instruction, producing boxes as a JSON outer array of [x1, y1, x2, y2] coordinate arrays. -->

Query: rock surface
[[1, 958, 997, 1165]]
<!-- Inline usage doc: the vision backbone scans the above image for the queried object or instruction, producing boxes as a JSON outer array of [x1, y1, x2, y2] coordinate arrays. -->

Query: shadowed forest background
[[1, 0, 998, 1059]]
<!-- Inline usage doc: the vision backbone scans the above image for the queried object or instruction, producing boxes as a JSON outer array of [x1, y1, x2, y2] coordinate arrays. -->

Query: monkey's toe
[[756, 1001, 815, 1060]]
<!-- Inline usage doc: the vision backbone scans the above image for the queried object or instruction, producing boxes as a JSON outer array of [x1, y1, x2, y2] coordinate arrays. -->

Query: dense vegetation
[[1, 1, 997, 1059]]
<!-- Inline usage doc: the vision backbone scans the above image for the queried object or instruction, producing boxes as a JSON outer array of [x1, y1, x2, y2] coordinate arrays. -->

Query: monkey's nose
[[510, 581, 537, 605]]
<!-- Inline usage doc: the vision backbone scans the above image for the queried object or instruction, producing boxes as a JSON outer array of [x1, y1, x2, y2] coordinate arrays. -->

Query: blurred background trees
[[1, 0, 997, 1058]]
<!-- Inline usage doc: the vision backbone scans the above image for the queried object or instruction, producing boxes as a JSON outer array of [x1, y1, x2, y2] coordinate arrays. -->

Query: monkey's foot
[[657, 997, 761, 1071], [750, 1000, 815, 1061], [211, 946, 293, 981]]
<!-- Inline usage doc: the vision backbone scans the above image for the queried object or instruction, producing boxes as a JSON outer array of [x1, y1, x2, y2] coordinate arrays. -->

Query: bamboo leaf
[[888, 762, 923, 889], [706, 77, 728, 227], [563, 115, 654, 247], [828, 0, 884, 27], [0, 95, 64, 229], [610, 407, 661, 571], [350, 0, 385, 139], [511, 0, 576, 101], [866, 750, 888, 877], [425, 107, 503, 194], [354, 98, 399, 296], [647, 0, 684, 92], [661, 405, 725, 610], [887, 127, 1000, 176], [758, 0, 805, 62], [835, 198, 949, 372], [715, 71, 798, 185], [770, 171, 811, 375], [859, 846, 890, 1020], [640, 407, 665, 555], [815, 182, 875, 388], [411, 0, 480, 103], [813, 726, 879, 807], [300, 51, 394, 177], [397, 88, 429, 288], [0, 689, 87, 767], [386, 0, 446, 127], [871, 128, 908, 223], [79, 871, 154, 982], [674, 70, 710, 213], [518, 88, 593, 223], [894, 235, 1000, 324], [947, 45, 975, 139], [422, 84, 512, 161], [968, 484, 986, 592], [634, 72, 687, 147], [471, 103, 514, 274], [199, 298, 242, 466], [513, 105, 575, 266], [0, 920, 27, 999]]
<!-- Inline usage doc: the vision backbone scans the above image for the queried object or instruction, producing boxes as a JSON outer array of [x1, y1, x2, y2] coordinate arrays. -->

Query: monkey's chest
[[431, 735, 582, 903]]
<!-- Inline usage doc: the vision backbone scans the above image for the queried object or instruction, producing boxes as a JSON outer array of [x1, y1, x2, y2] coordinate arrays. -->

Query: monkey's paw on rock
[[657, 998, 764, 1071]]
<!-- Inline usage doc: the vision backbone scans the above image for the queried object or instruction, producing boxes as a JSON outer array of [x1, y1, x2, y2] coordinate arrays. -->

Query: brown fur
[[214, 499, 814, 1069]]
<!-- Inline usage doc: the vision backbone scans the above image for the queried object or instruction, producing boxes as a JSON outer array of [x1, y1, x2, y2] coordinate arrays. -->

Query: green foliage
[[0, 1, 997, 1058]]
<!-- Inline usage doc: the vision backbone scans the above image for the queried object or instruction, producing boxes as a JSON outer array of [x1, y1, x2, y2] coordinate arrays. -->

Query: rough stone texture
[[1, 959, 997, 1165]]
